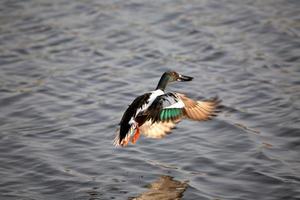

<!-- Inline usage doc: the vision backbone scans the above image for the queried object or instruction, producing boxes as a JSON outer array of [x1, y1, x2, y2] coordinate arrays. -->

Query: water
[[0, 0, 300, 199]]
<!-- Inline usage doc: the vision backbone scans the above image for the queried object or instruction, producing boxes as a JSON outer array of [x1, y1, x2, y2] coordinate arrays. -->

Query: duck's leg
[[131, 127, 140, 144]]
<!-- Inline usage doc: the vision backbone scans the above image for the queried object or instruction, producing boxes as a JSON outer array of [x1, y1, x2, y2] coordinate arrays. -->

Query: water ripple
[[0, 0, 300, 199]]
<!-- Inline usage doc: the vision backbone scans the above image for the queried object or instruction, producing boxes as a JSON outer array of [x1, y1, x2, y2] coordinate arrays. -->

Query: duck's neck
[[156, 74, 169, 91]]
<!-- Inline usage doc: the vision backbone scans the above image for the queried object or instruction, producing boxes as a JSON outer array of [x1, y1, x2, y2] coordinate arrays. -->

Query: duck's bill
[[177, 74, 193, 81]]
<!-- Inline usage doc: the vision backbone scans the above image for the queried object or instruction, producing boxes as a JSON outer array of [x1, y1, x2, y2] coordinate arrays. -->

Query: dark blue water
[[0, 0, 300, 199]]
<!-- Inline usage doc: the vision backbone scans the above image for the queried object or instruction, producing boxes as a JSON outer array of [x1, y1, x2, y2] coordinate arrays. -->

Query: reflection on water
[[132, 176, 188, 200], [86, 187, 100, 200], [0, 0, 300, 199]]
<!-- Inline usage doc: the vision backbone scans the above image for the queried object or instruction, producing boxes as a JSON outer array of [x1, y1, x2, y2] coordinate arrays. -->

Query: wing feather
[[177, 93, 221, 121], [146, 92, 184, 122], [140, 119, 180, 138]]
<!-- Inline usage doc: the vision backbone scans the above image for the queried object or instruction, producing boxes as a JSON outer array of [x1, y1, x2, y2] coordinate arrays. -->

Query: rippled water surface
[[1, 0, 300, 199]]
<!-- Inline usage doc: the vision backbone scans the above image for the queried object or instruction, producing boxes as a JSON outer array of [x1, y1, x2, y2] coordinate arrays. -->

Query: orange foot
[[131, 128, 140, 144]]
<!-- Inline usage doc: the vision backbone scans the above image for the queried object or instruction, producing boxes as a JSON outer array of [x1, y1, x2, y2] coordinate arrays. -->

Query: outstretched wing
[[177, 93, 221, 121]]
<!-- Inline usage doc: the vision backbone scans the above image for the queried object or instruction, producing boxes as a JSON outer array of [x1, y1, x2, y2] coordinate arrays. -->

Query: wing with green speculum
[[139, 92, 221, 139], [138, 93, 184, 139], [145, 92, 185, 123], [159, 108, 183, 121]]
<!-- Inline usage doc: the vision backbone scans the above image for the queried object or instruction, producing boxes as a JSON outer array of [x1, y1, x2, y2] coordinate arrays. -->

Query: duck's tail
[[113, 126, 140, 147]]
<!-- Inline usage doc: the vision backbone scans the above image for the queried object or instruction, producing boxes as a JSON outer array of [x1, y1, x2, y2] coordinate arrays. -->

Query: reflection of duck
[[114, 71, 221, 147], [132, 175, 188, 200]]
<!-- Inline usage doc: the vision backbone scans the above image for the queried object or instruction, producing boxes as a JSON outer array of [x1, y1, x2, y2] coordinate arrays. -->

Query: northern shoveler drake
[[114, 71, 221, 147]]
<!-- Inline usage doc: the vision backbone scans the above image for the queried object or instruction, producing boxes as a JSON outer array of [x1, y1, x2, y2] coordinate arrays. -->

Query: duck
[[114, 71, 221, 147]]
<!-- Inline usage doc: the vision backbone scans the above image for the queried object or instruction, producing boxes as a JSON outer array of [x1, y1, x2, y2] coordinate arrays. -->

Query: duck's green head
[[156, 71, 193, 90]]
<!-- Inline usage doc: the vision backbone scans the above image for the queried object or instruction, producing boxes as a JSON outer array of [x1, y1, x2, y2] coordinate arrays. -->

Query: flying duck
[[114, 71, 220, 147]]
